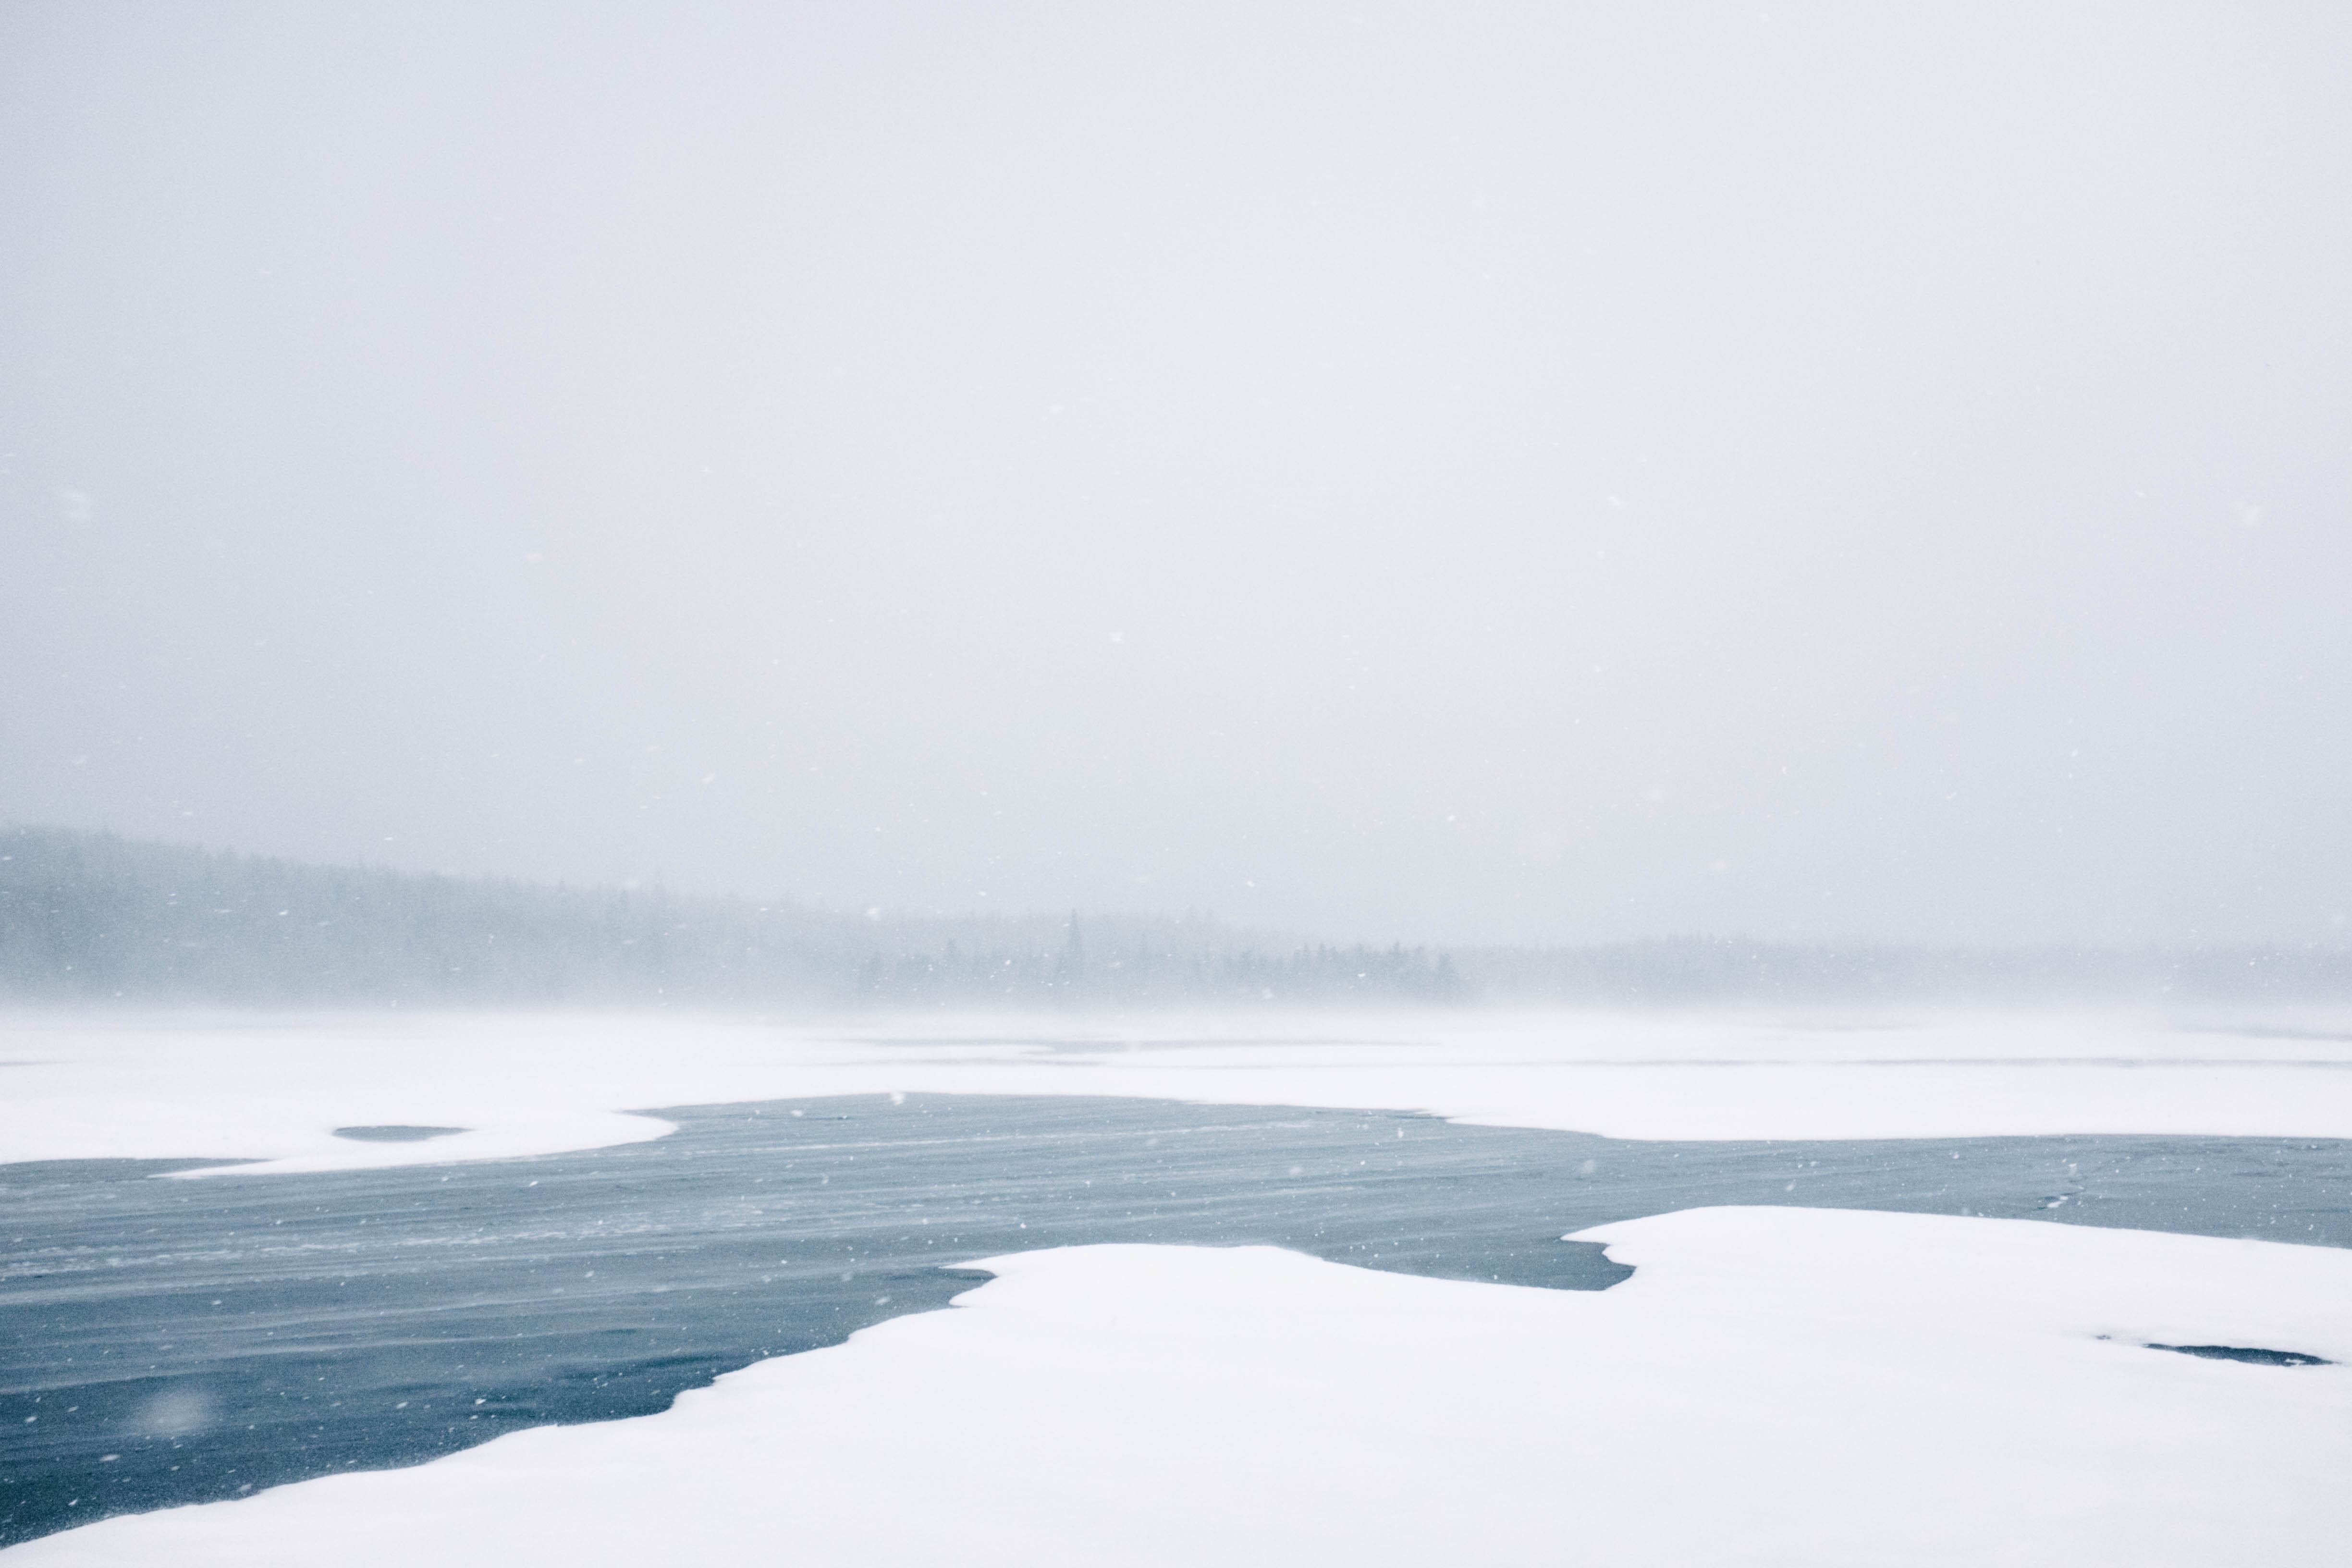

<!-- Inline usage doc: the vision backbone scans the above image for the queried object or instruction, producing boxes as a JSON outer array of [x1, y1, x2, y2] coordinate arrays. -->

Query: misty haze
[[4, 4, 2351, 1565]]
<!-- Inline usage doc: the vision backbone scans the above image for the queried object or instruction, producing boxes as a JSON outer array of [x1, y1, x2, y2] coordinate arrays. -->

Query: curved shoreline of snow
[[10, 1210, 2350, 1566], [6, 1007, 2352, 1175]]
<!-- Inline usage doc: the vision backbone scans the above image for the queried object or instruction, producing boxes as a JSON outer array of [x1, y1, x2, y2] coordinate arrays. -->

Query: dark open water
[[5, 1092, 2348, 1546]]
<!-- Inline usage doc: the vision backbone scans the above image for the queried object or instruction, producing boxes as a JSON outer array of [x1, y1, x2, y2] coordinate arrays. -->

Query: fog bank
[[4, 3, 2347, 943], [8, 828, 2347, 1008]]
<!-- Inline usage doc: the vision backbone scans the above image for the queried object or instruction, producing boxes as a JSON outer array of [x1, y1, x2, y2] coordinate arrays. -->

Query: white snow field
[[4, 1005, 2352, 1175], [5, 1007, 2352, 1564], [10, 1212, 2352, 1568]]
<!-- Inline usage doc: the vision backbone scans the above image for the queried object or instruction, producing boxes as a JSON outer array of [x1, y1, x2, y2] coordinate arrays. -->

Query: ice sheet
[[10, 1209, 2348, 1567]]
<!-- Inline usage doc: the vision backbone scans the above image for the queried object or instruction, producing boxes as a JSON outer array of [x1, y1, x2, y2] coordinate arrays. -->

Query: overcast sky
[[4, 1, 2348, 945]]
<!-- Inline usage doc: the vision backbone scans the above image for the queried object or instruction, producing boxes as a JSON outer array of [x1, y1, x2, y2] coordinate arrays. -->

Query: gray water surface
[[4, 1092, 2348, 1546]]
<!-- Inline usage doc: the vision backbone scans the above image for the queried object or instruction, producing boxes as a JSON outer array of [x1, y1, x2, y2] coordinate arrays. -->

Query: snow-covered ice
[[10, 1209, 2350, 1567], [5, 1006, 2352, 1176], [6, 1006, 2350, 1563]]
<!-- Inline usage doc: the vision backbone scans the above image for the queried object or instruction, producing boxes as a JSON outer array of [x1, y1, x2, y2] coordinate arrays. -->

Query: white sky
[[3, 1, 2347, 943]]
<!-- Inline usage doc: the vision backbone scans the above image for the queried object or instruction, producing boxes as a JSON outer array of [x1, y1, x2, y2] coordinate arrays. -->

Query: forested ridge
[[4, 827, 2346, 1007], [0, 827, 1457, 1005]]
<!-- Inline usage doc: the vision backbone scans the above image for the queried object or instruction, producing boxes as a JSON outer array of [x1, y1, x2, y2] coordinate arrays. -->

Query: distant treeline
[[3, 827, 2348, 1007], [1450, 939, 2352, 1006], [0, 828, 1458, 1005]]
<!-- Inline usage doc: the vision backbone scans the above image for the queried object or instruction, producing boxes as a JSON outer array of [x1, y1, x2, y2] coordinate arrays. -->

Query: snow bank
[[11, 1209, 2349, 1567], [4, 1007, 2352, 1174]]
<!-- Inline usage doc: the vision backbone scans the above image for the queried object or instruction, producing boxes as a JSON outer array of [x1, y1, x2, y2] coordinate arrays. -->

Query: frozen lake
[[5, 1010, 2352, 1564], [7, 1089, 2350, 1546]]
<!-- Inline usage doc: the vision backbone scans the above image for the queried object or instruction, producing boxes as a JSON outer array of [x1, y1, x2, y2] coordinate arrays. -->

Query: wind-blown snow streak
[[10, 1212, 2349, 1568]]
